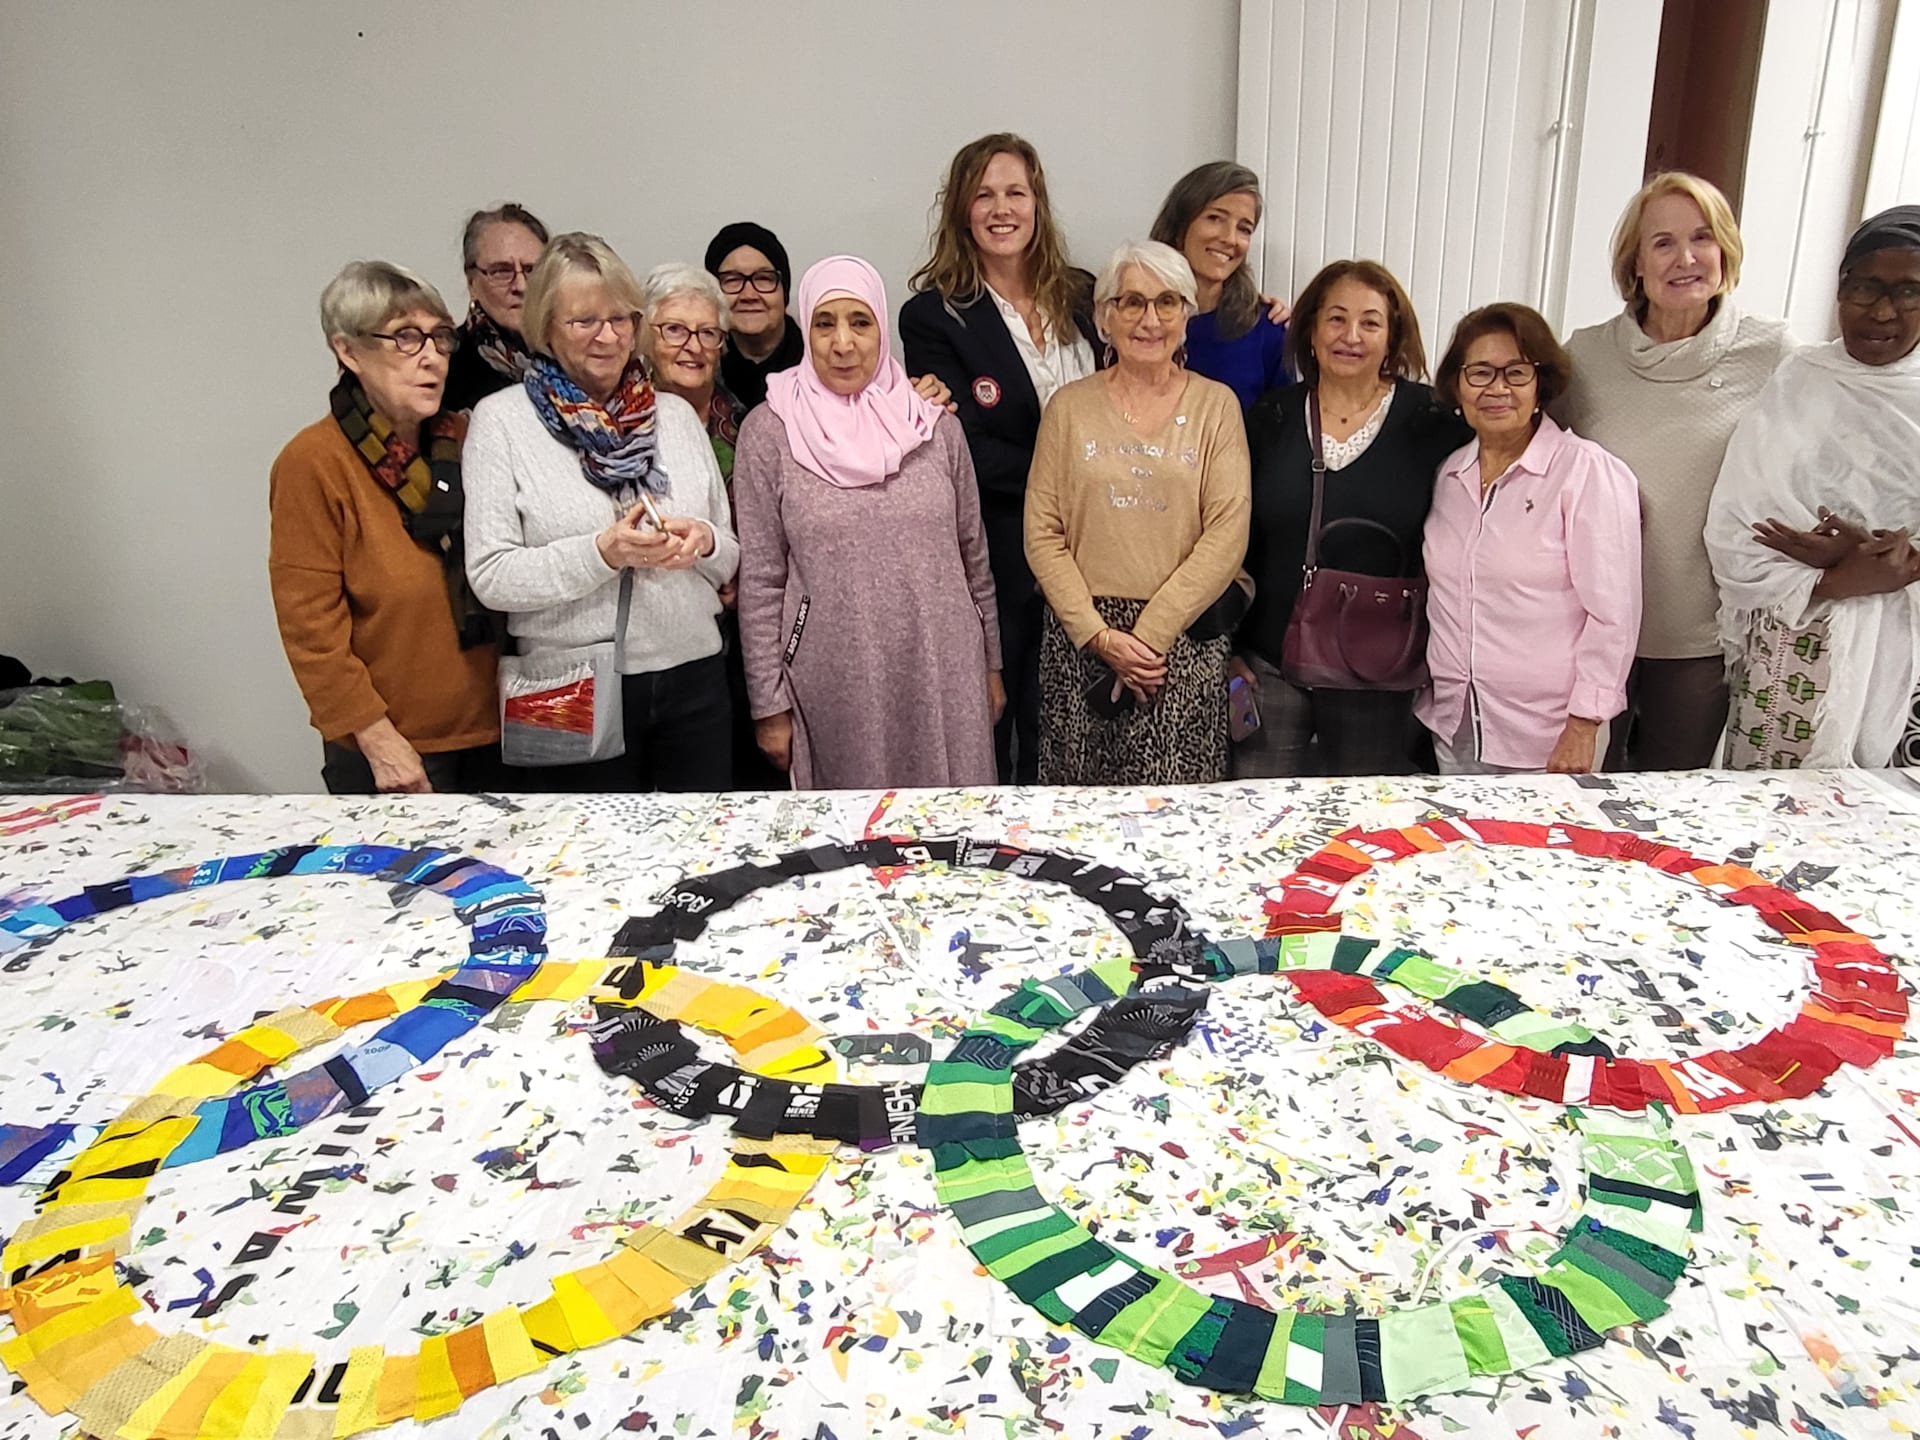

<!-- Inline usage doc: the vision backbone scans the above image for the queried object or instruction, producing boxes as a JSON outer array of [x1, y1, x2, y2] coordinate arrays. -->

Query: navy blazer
[[899, 274, 1098, 602]]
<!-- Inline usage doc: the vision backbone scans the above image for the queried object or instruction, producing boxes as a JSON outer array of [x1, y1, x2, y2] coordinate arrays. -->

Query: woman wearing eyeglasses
[[1705, 207, 1920, 769], [1024, 240, 1251, 786], [444, 203, 550, 413], [1418, 304, 1641, 774], [464, 233, 739, 791], [639, 263, 745, 482], [269, 261, 504, 793], [637, 261, 787, 789]]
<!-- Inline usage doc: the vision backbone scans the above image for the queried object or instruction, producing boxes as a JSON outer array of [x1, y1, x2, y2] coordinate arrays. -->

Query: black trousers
[[1605, 656, 1729, 772], [1228, 653, 1423, 778], [321, 741, 519, 795], [720, 610, 789, 790], [538, 653, 734, 793], [994, 589, 1044, 786]]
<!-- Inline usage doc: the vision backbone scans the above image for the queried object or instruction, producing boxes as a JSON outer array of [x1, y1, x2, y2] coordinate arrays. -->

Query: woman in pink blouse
[[1417, 304, 1642, 773]]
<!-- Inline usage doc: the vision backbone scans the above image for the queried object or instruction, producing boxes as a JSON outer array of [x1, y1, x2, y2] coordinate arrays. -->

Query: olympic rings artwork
[[0, 815, 1905, 1434]]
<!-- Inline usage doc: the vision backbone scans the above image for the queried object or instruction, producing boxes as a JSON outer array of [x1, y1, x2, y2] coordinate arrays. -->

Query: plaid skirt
[[1037, 598, 1230, 787]]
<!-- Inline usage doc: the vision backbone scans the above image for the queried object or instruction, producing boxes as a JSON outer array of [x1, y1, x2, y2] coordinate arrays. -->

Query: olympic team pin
[[972, 376, 1001, 408]]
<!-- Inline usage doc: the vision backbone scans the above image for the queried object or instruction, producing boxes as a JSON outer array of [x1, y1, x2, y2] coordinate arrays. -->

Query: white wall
[[1741, 0, 1900, 340], [0, 0, 1238, 792]]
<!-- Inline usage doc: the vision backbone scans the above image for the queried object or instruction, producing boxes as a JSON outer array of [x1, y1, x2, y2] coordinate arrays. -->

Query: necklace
[[1320, 377, 1389, 426], [1112, 371, 1179, 425]]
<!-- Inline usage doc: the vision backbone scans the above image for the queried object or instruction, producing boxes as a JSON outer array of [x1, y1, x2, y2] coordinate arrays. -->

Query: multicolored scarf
[[329, 373, 496, 649], [708, 384, 742, 486], [524, 356, 667, 496], [463, 300, 536, 381]]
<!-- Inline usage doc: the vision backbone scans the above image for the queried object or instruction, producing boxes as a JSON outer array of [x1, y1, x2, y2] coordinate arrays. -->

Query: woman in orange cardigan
[[268, 260, 505, 793]]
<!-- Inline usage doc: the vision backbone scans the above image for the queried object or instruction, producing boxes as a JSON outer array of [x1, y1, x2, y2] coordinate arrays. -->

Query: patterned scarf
[[464, 300, 535, 381], [708, 384, 742, 486], [524, 355, 667, 496], [329, 373, 496, 649]]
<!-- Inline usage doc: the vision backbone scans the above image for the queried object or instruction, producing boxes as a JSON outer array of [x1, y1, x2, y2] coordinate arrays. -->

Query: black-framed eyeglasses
[[369, 325, 460, 357], [1461, 360, 1537, 389], [652, 321, 727, 351], [1839, 277, 1920, 313], [470, 260, 538, 285], [717, 269, 782, 296]]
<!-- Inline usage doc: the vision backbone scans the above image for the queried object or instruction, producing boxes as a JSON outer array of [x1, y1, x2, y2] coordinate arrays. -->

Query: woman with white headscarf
[[732, 255, 1003, 789], [1705, 205, 1920, 768]]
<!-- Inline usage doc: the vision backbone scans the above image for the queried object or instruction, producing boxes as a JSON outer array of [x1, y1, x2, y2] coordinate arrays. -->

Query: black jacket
[[898, 274, 1097, 605]]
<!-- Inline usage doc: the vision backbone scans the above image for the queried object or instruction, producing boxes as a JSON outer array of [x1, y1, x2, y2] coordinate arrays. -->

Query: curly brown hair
[[1284, 259, 1427, 386], [908, 133, 1080, 341], [1434, 302, 1573, 411]]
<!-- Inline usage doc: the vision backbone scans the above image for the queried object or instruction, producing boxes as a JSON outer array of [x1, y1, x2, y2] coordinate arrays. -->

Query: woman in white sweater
[[465, 233, 739, 791], [1557, 172, 1795, 770]]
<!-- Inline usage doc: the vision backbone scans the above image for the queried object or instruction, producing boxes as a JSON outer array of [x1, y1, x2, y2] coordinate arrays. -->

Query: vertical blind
[[1239, 0, 1581, 347]]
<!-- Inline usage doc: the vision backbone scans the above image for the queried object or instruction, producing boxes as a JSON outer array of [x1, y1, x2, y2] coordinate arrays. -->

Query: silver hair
[[1092, 240, 1198, 340], [319, 260, 452, 348], [639, 262, 732, 329]]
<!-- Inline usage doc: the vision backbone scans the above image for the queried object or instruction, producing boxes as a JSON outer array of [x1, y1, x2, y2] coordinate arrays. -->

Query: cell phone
[[1228, 674, 1260, 742], [631, 492, 665, 530]]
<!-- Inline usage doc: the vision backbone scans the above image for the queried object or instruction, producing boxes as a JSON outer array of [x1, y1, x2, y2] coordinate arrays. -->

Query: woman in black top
[[900, 132, 1097, 784], [443, 203, 550, 413], [1235, 259, 1469, 777]]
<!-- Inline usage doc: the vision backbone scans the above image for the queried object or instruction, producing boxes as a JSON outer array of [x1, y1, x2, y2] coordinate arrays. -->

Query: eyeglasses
[[652, 321, 726, 351], [1839, 277, 1920, 313], [1109, 291, 1188, 322], [368, 325, 460, 357], [562, 313, 638, 338], [717, 269, 782, 296], [1461, 360, 1538, 389], [470, 260, 539, 285]]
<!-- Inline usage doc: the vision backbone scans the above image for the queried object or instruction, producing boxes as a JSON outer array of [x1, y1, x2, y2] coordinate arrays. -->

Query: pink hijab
[[765, 255, 940, 488]]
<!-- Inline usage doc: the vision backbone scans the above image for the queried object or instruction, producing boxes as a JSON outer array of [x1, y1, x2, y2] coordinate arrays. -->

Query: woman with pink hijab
[[733, 255, 1004, 788]]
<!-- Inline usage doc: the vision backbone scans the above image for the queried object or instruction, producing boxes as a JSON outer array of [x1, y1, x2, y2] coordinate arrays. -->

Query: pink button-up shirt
[[1416, 416, 1642, 769]]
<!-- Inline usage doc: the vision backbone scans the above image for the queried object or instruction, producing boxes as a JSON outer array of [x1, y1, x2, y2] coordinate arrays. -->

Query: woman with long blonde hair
[[900, 132, 1096, 784]]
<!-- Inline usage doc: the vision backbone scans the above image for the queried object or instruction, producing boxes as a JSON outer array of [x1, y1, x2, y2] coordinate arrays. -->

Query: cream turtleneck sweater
[[1558, 299, 1795, 658]]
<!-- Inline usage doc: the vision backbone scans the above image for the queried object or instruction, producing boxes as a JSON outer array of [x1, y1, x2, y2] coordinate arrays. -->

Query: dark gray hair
[[1149, 161, 1265, 343], [461, 203, 550, 270]]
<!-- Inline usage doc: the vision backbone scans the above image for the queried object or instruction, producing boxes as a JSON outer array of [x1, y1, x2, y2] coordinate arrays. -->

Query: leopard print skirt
[[1038, 598, 1230, 787]]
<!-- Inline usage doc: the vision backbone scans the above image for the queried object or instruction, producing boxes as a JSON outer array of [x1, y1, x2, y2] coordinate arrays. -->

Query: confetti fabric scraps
[[1265, 819, 1907, 1110], [2, 956, 836, 1440]]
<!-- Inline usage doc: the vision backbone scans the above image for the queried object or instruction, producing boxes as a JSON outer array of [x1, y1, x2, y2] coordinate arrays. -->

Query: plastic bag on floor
[[0, 683, 204, 793]]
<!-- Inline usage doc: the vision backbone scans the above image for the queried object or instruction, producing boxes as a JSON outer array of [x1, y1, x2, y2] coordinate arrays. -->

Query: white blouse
[[988, 284, 1094, 408]]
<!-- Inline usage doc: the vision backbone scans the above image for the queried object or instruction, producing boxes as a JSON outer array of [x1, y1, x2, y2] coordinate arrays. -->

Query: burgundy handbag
[[1279, 392, 1431, 692]]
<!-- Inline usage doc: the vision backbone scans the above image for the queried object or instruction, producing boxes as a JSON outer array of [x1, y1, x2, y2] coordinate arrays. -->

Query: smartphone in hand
[[1228, 674, 1260, 742], [631, 492, 665, 530]]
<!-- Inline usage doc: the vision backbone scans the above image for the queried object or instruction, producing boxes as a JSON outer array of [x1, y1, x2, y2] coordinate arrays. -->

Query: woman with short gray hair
[[268, 260, 505, 793], [1023, 239, 1251, 785], [638, 262, 742, 481]]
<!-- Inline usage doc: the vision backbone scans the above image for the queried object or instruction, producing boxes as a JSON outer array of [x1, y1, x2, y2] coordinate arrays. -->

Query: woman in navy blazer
[[901, 133, 1098, 784]]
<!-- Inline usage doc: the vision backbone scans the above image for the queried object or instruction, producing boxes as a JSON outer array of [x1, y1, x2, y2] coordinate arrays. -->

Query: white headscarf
[[1704, 338, 1920, 765]]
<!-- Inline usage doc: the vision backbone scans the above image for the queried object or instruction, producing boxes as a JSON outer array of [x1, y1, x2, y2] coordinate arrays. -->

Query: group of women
[[268, 135, 1920, 795]]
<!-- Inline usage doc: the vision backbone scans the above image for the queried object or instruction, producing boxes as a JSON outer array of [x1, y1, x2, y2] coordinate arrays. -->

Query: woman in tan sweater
[[269, 261, 502, 793], [1024, 240, 1251, 786]]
